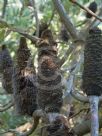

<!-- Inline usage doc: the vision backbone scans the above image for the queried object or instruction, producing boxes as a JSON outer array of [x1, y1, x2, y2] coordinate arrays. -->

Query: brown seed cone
[[2, 67, 13, 94], [0, 45, 13, 93], [37, 29, 63, 113], [82, 27, 102, 96], [86, 2, 97, 18], [13, 37, 37, 116], [13, 66, 37, 116], [16, 37, 30, 70], [0, 45, 13, 72]]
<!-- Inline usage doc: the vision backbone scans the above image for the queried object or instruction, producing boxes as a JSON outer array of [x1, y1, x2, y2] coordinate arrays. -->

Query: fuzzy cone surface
[[37, 29, 63, 113], [16, 37, 30, 70], [0, 45, 13, 93], [13, 37, 37, 116], [82, 27, 102, 96]]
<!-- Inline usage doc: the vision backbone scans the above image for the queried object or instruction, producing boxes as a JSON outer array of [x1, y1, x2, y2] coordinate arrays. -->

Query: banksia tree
[[13, 37, 37, 116], [0, 45, 13, 94], [37, 29, 63, 113]]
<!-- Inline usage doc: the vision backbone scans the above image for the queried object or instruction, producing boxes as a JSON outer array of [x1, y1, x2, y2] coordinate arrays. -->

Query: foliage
[[0, 0, 102, 136]]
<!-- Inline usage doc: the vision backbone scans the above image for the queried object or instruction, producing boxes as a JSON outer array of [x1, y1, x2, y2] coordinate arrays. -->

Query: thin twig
[[52, 0, 79, 41], [19, 117, 39, 136], [69, 0, 102, 22], [0, 101, 13, 112], [10, 27, 40, 43], [48, 9, 55, 27], [0, 100, 12, 107], [69, 108, 89, 119], [0, 18, 40, 43], [87, 6, 102, 29], [31, 0, 39, 37], [71, 90, 102, 103], [59, 45, 75, 67]]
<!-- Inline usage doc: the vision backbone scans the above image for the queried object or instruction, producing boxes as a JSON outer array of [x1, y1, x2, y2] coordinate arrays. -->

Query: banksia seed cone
[[37, 29, 63, 113], [0, 45, 13, 72], [86, 2, 97, 18], [13, 37, 37, 116], [0, 45, 13, 93], [16, 37, 30, 70], [82, 27, 102, 96], [13, 66, 37, 116]]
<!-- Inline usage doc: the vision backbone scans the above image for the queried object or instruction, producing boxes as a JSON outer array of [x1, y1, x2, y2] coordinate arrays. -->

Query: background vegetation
[[0, 0, 102, 136]]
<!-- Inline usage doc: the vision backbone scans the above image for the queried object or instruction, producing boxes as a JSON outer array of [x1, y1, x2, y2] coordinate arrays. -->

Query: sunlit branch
[[86, 6, 102, 29], [52, 0, 80, 41], [0, 19, 40, 43], [69, 0, 102, 22], [71, 90, 102, 103], [10, 27, 40, 43], [59, 45, 75, 67]]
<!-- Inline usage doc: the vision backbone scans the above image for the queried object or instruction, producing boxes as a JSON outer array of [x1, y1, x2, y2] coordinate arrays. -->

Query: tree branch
[[10, 27, 40, 43], [69, 0, 102, 22], [0, 18, 40, 43], [86, 6, 102, 30], [59, 45, 74, 67], [69, 108, 89, 119], [71, 90, 102, 103], [73, 117, 102, 136], [0, 101, 13, 112], [52, 0, 79, 41]]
